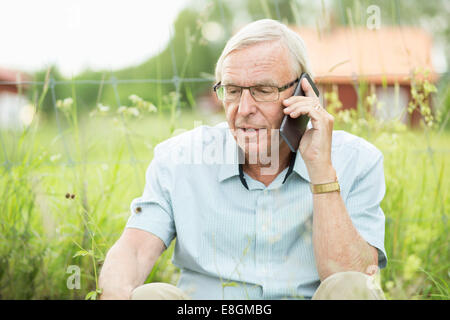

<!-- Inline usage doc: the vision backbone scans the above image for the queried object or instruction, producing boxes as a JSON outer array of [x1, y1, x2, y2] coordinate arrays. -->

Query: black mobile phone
[[280, 73, 319, 152]]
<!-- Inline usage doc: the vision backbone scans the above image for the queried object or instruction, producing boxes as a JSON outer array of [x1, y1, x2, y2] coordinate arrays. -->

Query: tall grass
[[1, 106, 448, 299], [0, 97, 217, 299], [0, 66, 448, 299]]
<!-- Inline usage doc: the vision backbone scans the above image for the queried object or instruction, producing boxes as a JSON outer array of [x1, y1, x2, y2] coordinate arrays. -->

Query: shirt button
[[135, 206, 142, 213], [263, 189, 268, 195]]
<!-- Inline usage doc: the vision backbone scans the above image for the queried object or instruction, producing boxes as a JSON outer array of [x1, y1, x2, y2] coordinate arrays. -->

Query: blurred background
[[0, 0, 448, 300]]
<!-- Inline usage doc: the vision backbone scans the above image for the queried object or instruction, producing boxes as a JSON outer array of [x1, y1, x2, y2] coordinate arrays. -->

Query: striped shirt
[[126, 121, 387, 299]]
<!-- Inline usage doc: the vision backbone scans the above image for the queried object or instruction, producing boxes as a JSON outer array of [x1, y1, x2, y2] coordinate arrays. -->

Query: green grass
[[376, 130, 449, 299], [0, 106, 448, 300]]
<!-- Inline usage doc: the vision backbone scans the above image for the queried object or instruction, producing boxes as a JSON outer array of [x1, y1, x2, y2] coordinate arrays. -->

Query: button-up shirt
[[126, 121, 387, 299]]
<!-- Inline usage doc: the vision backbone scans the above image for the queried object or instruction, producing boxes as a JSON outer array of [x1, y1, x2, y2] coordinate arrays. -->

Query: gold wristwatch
[[310, 179, 340, 194]]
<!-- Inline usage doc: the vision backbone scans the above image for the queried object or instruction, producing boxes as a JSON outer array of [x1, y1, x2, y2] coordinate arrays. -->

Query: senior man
[[99, 19, 387, 300]]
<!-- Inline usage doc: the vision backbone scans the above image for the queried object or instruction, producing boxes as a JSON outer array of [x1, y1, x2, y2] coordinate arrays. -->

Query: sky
[[0, 0, 188, 77]]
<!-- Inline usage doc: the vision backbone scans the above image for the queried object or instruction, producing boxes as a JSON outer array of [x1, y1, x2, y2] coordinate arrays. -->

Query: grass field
[[0, 105, 448, 300]]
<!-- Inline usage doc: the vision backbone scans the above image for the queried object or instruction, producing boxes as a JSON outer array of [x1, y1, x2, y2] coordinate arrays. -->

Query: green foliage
[[1, 83, 449, 299], [324, 87, 449, 300], [0, 82, 214, 298], [408, 68, 439, 129], [3, 0, 449, 300]]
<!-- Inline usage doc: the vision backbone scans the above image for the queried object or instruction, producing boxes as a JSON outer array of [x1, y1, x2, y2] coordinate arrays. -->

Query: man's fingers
[[284, 105, 321, 121], [301, 78, 318, 98], [283, 96, 321, 115], [283, 96, 319, 107]]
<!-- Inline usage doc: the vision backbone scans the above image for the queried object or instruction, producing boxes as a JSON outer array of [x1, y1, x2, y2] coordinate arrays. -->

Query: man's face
[[221, 41, 296, 161]]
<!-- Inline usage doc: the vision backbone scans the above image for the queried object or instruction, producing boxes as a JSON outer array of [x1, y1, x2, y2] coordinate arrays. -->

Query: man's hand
[[282, 81, 382, 280], [282, 78, 335, 184]]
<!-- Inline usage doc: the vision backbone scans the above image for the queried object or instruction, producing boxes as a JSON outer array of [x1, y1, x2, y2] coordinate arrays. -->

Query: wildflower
[[128, 107, 139, 117], [145, 142, 153, 150], [128, 94, 157, 113], [385, 281, 394, 291], [403, 255, 422, 281], [423, 81, 437, 94], [117, 105, 140, 117], [128, 94, 141, 104], [366, 93, 377, 106], [97, 103, 110, 113], [50, 154, 62, 163], [146, 102, 157, 113], [65, 193, 70, 199], [64, 97, 73, 106], [90, 103, 110, 117], [405, 224, 434, 252], [117, 106, 128, 114], [56, 98, 73, 113], [339, 110, 352, 124]]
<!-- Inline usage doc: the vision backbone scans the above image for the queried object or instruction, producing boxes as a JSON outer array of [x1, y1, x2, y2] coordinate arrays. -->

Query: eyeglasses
[[213, 78, 299, 102]]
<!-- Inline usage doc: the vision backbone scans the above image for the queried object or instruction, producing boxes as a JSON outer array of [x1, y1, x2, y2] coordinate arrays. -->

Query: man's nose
[[237, 88, 257, 116]]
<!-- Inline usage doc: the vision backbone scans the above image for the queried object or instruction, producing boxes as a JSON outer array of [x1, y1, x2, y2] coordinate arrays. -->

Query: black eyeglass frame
[[213, 77, 300, 102]]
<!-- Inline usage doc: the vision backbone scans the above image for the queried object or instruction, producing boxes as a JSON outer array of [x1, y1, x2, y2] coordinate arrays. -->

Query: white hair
[[215, 19, 313, 82]]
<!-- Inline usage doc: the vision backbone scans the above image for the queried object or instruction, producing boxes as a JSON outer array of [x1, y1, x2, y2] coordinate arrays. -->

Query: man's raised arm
[[98, 228, 166, 299]]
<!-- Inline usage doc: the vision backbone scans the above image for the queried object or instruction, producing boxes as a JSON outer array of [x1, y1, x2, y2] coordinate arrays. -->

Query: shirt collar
[[292, 149, 311, 182], [218, 125, 311, 187]]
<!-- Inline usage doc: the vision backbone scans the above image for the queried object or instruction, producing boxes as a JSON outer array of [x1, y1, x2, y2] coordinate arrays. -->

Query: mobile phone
[[280, 73, 319, 152]]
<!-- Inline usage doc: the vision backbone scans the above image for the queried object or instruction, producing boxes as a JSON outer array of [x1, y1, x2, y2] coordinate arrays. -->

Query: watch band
[[310, 180, 340, 194]]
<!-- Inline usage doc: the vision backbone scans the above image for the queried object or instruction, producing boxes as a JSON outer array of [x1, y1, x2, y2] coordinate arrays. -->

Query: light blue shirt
[[126, 121, 387, 300]]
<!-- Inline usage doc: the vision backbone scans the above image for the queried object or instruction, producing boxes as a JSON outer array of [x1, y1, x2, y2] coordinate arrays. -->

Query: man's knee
[[312, 271, 386, 300], [131, 282, 190, 300]]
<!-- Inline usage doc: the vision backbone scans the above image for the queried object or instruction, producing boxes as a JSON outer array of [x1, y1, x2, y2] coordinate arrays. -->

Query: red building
[[0, 67, 31, 129], [292, 26, 438, 127], [0, 67, 30, 93]]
